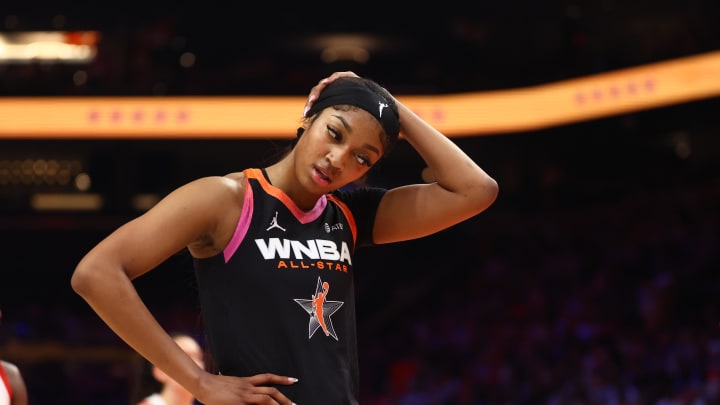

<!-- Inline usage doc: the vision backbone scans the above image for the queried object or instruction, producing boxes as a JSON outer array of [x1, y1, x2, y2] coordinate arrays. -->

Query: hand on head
[[303, 71, 360, 117]]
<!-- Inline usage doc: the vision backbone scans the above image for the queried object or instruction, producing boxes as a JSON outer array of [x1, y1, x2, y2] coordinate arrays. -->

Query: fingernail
[[302, 106, 309, 117], [289, 377, 298, 383]]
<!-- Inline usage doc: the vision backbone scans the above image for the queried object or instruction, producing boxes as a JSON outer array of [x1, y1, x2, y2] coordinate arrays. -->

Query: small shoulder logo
[[266, 211, 286, 232], [378, 101, 389, 118], [324, 222, 344, 233]]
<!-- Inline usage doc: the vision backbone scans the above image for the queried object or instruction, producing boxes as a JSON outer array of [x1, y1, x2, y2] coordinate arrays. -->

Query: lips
[[312, 165, 332, 186]]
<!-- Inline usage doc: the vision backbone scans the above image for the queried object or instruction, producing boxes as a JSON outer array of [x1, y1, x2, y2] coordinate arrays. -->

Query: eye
[[327, 125, 340, 140], [355, 153, 372, 167]]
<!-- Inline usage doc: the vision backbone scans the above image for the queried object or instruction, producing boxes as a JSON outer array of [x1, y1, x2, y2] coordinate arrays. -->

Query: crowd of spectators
[[357, 171, 720, 404]]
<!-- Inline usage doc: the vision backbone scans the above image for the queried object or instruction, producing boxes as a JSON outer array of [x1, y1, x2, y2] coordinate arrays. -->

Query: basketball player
[[71, 71, 499, 404]]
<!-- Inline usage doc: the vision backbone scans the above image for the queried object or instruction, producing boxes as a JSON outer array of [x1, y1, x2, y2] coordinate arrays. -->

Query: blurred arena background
[[1, 1, 720, 404]]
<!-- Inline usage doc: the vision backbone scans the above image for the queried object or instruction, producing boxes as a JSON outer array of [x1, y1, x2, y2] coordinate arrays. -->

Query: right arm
[[71, 176, 297, 404]]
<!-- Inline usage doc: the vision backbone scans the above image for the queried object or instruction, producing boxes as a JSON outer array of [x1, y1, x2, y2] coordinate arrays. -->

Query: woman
[[72, 71, 498, 404]]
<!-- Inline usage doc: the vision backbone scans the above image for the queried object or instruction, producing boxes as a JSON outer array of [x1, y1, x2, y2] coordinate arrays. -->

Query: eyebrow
[[333, 114, 381, 156]]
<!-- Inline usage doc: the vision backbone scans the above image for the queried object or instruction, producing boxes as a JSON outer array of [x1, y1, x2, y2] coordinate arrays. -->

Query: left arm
[[372, 100, 499, 244], [304, 71, 499, 244]]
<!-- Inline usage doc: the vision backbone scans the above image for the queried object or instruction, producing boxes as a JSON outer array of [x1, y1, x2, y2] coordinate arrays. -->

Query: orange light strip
[[0, 51, 718, 139]]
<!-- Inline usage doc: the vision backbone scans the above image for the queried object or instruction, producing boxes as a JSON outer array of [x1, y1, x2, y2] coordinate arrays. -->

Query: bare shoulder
[[177, 173, 247, 202], [184, 172, 249, 257], [219, 171, 249, 199], [192, 172, 245, 187], [0, 360, 19, 375], [2, 360, 28, 405], [219, 172, 247, 199], [203, 172, 245, 188], [224, 171, 247, 182]]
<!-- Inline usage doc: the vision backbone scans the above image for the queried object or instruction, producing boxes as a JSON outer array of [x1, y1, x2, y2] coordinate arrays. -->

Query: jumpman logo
[[266, 211, 286, 232], [294, 277, 344, 340], [378, 101, 389, 118]]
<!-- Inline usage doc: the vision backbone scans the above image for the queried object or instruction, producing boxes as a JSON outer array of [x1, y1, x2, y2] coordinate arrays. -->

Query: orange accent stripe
[[326, 193, 358, 245], [245, 168, 357, 244], [244, 168, 329, 224], [246, 168, 304, 217]]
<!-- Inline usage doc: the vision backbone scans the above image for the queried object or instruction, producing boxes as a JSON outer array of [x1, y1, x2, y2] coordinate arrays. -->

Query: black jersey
[[194, 168, 385, 404]]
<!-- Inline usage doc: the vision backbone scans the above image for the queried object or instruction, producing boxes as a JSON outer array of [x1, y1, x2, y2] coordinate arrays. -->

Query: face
[[295, 106, 385, 193]]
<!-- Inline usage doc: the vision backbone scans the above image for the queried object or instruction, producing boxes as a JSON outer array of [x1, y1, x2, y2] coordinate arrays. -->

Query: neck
[[265, 160, 323, 211]]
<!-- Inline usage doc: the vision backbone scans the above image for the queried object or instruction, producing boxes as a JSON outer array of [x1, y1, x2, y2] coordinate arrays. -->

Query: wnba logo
[[254, 237, 352, 264]]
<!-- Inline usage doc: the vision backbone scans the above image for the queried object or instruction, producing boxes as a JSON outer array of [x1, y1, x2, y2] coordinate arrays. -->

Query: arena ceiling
[[0, 0, 718, 221], [1, 1, 718, 95]]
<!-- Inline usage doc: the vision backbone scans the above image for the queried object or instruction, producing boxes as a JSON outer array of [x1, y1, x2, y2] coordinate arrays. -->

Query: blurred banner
[[0, 31, 99, 63], [0, 51, 718, 138]]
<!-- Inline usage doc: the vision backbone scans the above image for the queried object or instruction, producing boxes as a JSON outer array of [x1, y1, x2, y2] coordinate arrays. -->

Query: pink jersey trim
[[223, 179, 253, 263]]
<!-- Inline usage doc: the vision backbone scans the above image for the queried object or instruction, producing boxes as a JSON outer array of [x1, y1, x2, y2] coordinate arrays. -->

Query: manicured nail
[[289, 377, 298, 383], [303, 105, 309, 117]]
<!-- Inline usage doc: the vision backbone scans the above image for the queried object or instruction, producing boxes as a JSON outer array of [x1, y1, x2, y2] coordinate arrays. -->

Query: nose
[[326, 145, 349, 172]]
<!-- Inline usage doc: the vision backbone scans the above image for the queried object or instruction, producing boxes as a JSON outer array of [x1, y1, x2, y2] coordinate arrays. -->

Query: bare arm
[[71, 176, 298, 404], [373, 99, 499, 243], [71, 176, 236, 396], [304, 71, 498, 244], [2, 361, 28, 405]]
